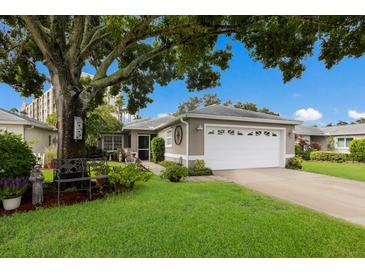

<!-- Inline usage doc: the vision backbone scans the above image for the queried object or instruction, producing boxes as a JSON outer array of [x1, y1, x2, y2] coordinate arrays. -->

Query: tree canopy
[[175, 93, 278, 115], [2, 15, 365, 157]]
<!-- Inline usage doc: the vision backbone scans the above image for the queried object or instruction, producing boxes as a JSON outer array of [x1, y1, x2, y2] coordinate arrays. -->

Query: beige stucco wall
[[0, 124, 24, 136], [157, 122, 187, 156], [187, 118, 296, 156], [24, 126, 58, 154], [310, 136, 328, 150]]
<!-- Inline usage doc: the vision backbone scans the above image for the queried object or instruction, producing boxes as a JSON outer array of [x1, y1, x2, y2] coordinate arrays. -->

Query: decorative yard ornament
[[29, 164, 44, 205]]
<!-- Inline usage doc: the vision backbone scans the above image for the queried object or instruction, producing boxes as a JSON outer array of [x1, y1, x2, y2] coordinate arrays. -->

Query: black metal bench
[[53, 158, 109, 205]]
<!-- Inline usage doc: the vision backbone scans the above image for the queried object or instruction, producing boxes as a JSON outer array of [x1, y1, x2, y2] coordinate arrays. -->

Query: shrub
[[159, 160, 179, 168], [151, 137, 165, 163], [302, 147, 316, 160], [44, 145, 57, 166], [194, 160, 206, 170], [310, 151, 349, 163], [161, 164, 188, 182], [109, 164, 152, 190], [188, 167, 213, 176], [0, 132, 36, 179], [327, 137, 335, 151], [285, 157, 303, 170], [294, 144, 302, 156], [350, 138, 365, 162]]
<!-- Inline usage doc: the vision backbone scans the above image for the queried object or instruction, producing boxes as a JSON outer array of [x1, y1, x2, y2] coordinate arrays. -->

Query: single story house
[[294, 124, 365, 153], [121, 105, 301, 170], [0, 108, 58, 154]]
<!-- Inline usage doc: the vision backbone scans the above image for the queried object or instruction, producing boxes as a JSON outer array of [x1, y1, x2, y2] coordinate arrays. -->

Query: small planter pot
[[2, 196, 22, 211], [96, 178, 106, 185]]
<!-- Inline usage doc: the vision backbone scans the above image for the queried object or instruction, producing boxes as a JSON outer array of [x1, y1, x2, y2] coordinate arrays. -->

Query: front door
[[138, 135, 150, 160]]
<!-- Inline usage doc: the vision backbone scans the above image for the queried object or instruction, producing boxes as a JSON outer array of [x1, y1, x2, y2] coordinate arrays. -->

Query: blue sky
[[1, 36, 365, 126]]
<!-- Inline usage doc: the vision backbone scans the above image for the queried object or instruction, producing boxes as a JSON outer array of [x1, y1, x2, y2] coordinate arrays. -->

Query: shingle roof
[[294, 123, 365, 136], [294, 125, 326, 136], [123, 115, 176, 130], [0, 108, 56, 131], [187, 104, 301, 123], [323, 123, 365, 136]]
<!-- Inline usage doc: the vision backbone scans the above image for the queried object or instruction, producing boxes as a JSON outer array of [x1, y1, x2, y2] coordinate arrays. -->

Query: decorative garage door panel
[[205, 126, 281, 170]]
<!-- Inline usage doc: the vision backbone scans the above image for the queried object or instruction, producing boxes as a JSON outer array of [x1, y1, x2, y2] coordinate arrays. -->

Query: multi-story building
[[21, 88, 138, 125]]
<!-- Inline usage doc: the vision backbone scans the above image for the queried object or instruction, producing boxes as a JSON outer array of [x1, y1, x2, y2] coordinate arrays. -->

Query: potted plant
[[0, 132, 36, 210], [44, 145, 57, 168], [0, 178, 29, 210]]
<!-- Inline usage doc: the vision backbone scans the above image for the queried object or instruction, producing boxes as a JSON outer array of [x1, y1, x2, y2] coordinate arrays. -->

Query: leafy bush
[[44, 145, 57, 165], [294, 144, 302, 156], [302, 147, 316, 160], [310, 151, 349, 163], [187, 160, 213, 176], [194, 160, 206, 170], [151, 137, 165, 163], [327, 137, 335, 151], [285, 157, 303, 170], [109, 164, 152, 190], [350, 138, 365, 162], [0, 132, 36, 179], [0, 178, 29, 199], [188, 167, 213, 176], [159, 160, 178, 168], [161, 164, 188, 182]]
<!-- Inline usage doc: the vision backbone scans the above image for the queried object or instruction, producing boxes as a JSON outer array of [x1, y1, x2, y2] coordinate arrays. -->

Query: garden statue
[[29, 164, 44, 205]]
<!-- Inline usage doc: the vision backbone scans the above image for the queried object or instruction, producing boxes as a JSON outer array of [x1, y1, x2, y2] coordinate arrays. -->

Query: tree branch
[[93, 15, 161, 80], [80, 25, 109, 60], [68, 15, 86, 63], [21, 16, 54, 63]]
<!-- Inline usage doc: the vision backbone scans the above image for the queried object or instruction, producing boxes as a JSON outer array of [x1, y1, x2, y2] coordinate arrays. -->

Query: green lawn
[[1, 176, 365, 257], [302, 161, 365, 182]]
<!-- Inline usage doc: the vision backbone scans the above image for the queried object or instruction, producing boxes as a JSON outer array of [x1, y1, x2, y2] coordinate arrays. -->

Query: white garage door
[[204, 126, 282, 170]]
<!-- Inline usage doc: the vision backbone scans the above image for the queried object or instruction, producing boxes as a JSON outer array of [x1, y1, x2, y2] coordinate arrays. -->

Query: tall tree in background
[[2, 16, 365, 158], [175, 93, 279, 115]]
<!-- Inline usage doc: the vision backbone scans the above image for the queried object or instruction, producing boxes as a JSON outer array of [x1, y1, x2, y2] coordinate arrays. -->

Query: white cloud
[[294, 108, 323, 121], [292, 93, 301, 97], [348, 110, 365, 120], [157, 113, 169, 118]]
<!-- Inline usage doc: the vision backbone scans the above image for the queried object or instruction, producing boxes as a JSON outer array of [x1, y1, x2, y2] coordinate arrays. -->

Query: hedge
[[349, 138, 365, 162], [310, 151, 350, 163], [285, 157, 302, 170], [151, 137, 165, 163]]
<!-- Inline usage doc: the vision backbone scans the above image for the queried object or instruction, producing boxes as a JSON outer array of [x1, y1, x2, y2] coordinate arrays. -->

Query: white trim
[[164, 153, 204, 161], [285, 154, 295, 158], [137, 134, 151, 161], [180, 118, 189, 167], [204, 123, 287, 168], [184, 113, 301, 125]]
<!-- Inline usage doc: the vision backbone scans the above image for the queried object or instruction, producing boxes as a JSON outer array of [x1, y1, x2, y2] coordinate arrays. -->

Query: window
[[165, 128, 172, 147], [102, 134, 123, 151], [217, 129, 225, 135], [255, 131, 262, 136], [48, 135, 52, 146], [336, 137, 354, 148], [237, 130, 243, 136], [227, 129, 235, 135], [208, 130, 215, 135]]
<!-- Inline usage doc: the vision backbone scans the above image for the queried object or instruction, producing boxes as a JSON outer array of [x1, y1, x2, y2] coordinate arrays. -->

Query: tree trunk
[[54, 77, 86, 159]]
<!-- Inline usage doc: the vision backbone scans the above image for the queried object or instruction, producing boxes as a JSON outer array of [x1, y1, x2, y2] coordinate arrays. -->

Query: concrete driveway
[[214, 168, 365, 226]]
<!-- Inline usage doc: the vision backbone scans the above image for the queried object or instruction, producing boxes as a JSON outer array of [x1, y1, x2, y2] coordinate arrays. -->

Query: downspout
[[180, 117, 189, 168]]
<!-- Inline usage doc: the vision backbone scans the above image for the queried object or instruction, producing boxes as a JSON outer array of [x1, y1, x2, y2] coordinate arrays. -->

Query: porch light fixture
[[196, 124, 203, 131]]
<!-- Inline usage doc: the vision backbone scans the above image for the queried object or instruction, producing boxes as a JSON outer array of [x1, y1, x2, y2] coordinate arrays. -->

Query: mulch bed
[[0, 184, 113, 217]]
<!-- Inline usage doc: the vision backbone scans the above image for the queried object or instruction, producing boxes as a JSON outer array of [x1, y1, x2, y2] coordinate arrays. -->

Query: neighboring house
[[0, 108, 57, 154], [294, 124, 365, 153], [122, 105, 301, 170]]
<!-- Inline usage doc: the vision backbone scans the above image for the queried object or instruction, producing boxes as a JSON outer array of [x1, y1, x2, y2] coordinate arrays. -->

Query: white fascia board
[[183, 113, 302, 125]]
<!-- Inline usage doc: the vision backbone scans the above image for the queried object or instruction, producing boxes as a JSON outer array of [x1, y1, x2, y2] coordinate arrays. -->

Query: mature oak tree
[[1, 15, 364, 158]]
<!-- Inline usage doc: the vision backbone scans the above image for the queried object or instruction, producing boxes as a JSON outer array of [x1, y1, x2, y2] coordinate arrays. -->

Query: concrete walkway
[[215, 168, 365, 226], [142, 161, 165, 175]]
